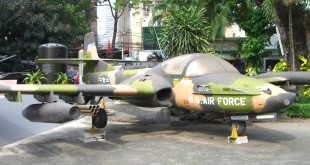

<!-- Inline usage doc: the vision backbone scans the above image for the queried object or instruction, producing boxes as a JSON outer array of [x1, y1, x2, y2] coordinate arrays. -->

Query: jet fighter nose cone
[[263, 92, 296, 113]]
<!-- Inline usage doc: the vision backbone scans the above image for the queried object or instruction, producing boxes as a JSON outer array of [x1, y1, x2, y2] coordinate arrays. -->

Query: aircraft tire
[[92, 108, 108, 128], [229, 121, 246, 135]]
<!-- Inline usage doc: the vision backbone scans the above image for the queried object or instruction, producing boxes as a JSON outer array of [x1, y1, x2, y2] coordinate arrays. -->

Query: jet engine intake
[[125, 88, 172, 107], [22, 102, 81, 123], [120, 74, 173, 107], [155, 88, 172, 107]]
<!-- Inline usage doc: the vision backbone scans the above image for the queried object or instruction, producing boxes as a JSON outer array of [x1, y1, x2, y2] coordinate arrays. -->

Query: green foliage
[[245, 67, 259, 76], [297, 55, 310, 97], [284, 89, 310, 118], [159, 6, 210, 57], [152, 0, 208, 23], [208, 0, 236, 41], [0, 0, 95, 59], [233, 2, 275, 73], [22, 69, 47, 84], [152, 0, 235, 42], [272, 59, 288, 72], [299, 55, 310, 72], [241, 35, 270, 73], [284, 103, 310, 118], [283, 60, 310, 118], [53, 72, 73, 84]]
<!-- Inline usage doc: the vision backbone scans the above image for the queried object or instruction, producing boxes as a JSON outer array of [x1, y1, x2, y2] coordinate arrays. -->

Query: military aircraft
[[0, 32, 308, 135]]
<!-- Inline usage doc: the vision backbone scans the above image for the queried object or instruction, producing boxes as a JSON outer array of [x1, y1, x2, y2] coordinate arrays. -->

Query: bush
[[284, 87, 310, 118], [284, 103, 310, 118]]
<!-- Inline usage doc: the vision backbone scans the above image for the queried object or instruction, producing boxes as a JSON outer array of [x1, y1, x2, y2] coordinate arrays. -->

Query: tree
[[152, 0, 235, 42], [151, 0, 212, 57], [0, 0, 95, 59], [159, 6, 210, 57], [97, 0, 145, 58], [208, 0, 236, 41], [233, 1, 275, 74], [258, 0, 310, 71]]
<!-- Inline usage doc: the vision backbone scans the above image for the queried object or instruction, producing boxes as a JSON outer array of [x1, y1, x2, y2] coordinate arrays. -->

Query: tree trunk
[[274, 2, 309, 71], [111, 11, 118, 58], [304, 12, 310, 62], [288, 4, 295, 71]]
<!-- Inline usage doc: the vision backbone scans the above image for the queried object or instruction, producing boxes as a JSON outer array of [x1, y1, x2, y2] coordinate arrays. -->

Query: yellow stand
[[100, 98, 105, 109], [230, 123, 238, 139], [228, 123, 248, 144], [90, 125, 96, 134]]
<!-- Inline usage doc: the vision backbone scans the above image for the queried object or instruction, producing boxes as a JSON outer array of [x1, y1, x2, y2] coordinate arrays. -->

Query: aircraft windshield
[[160, 55, 193, 75], [185, 56, 239, 77], [158, 54, 239, 77]]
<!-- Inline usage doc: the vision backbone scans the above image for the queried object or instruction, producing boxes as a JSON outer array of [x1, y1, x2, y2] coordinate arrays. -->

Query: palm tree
[[159, 6, 210, 57], [151, 0, 208, 26], [208, 0, 235, 41], [22, 69, 47, 84]]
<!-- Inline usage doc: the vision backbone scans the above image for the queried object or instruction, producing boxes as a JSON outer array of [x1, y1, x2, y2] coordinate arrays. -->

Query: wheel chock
[[230, 123, 238, 138], [228, 123, 248, 144], [90, 125, 96, 134]]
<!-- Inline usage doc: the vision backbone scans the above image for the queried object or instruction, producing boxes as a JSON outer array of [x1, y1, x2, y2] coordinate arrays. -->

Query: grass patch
[[284, 87, 310, 118]]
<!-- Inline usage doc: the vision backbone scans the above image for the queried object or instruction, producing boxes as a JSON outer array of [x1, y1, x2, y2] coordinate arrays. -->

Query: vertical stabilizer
[[83, 32, 100, 59], [80, 32, 115, 84]]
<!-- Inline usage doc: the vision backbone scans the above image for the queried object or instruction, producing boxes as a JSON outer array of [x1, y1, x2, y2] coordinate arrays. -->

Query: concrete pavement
[[0, 95, 60, 147], [1, 116, 310, 165]]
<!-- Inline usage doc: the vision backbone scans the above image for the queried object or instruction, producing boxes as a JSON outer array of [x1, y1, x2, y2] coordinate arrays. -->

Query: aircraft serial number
[[188, 96, 246, 106]]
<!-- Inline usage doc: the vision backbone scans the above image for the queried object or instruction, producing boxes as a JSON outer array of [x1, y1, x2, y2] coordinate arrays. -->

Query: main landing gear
[[82, 96, 108, 133], [92, 108, 108, 128]]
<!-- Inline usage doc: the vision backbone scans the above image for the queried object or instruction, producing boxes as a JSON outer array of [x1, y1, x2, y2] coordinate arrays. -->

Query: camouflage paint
[[0, 52, 299, 115], [173, 75, 291, 114]]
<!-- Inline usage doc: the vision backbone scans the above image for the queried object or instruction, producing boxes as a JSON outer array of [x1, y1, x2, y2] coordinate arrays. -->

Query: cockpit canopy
[[151, 53, 239, 77]]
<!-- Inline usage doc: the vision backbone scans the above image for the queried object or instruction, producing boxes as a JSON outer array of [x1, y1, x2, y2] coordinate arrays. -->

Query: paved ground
[[0, 116, 310, 165], [0, 95, 60, 147]]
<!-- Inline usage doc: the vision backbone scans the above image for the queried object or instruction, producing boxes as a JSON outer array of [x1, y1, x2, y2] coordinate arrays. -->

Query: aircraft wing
[[0, 84, 160, 97], [254, 72, 310, 85], [0, 75, 172, 107]]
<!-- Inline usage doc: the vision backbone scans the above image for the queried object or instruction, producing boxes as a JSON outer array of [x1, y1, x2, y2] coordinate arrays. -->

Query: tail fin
[[83, 32, 100, 59], [80, 32, 115, 83]]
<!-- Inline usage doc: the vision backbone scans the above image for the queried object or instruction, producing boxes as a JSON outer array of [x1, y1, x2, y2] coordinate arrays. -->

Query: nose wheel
[[229, 121, 246, 136]]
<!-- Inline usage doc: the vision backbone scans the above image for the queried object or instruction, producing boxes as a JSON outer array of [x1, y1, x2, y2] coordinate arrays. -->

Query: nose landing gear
[[229, 121, 246, 136]]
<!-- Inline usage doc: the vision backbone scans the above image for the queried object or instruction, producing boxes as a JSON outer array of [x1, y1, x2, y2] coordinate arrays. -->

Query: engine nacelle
[[118, 73, 173, 107], [22, 102, 81, 123], [125, 88, 172, 107]]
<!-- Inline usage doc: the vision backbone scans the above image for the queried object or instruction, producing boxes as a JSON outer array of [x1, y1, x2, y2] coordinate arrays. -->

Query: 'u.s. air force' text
[[188, 96, 246, 106]]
